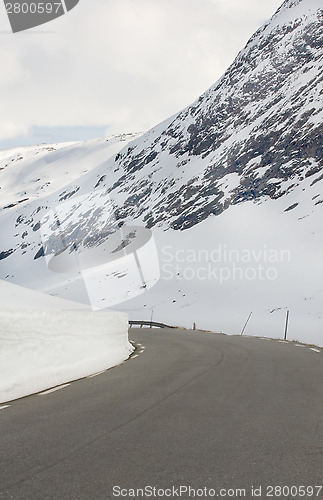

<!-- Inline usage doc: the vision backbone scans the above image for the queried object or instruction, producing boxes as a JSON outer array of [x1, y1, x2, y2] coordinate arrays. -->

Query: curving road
[[0, 328, 322, 500]]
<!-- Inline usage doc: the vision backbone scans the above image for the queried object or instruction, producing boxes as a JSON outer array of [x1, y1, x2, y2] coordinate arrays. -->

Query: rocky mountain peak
[[102, 0, 322, 230], [0, 0, 322, 277]]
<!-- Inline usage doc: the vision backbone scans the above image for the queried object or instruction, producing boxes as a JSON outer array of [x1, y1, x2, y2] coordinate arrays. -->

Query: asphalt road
[[0, 328, 322, 500]]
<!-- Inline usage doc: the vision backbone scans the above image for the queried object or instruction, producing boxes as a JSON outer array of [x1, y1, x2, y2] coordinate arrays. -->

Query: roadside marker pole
[[284, 310, 290, 341], [241, 312, 252, 336]]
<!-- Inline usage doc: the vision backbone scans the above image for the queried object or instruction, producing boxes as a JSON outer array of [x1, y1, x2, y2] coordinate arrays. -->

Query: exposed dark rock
[[0, 249, 15, 260], [285, 203, 299, 212], [34, 246, 45, 260]]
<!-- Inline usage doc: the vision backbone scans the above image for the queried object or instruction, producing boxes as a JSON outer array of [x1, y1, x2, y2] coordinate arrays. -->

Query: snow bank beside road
[[0, 309, 132, 404]]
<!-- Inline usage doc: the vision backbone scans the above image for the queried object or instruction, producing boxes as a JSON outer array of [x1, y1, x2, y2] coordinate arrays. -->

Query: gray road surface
[[0, 328, 322, 500]]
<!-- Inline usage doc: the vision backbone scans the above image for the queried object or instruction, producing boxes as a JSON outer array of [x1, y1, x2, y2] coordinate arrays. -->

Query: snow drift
[[0, 308, 132, 404]]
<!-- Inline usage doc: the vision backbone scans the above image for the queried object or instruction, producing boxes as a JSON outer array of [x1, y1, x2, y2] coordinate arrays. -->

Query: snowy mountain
[[0, 0, 322, 345], [102, 0, 322, 231], [0, 133, 142, 209]]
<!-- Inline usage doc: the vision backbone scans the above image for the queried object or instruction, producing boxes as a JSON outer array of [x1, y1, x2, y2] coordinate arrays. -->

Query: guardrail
[[129, 320, 176, 329]]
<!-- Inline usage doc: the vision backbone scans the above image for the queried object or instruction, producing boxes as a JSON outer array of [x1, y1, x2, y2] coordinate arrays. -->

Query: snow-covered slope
[[118, 197, 323, 347], [0, 279, 90, 310], [0, 133, 142, 208], [0, 0, 322, 345]]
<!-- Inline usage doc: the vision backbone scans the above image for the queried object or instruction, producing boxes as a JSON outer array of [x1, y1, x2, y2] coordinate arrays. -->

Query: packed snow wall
[[0, 308, 132, 404]]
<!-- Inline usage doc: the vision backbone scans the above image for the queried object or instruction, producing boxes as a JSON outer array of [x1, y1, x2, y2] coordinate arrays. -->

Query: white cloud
[[0, 122, 29, 140], [0, 0, 283, 142]]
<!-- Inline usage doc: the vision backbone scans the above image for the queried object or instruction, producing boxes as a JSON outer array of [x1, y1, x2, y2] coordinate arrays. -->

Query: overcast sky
[[0, 0, 283, 147]]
